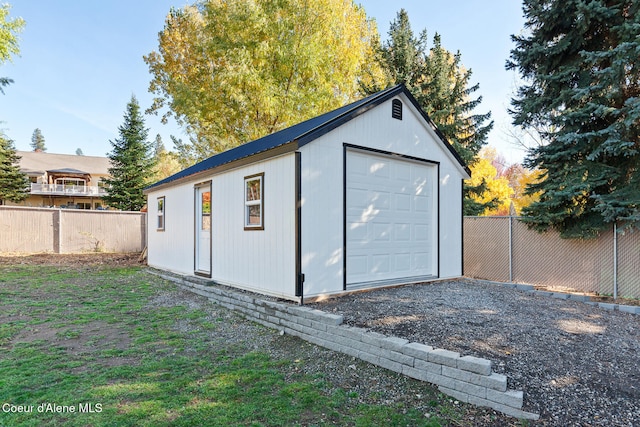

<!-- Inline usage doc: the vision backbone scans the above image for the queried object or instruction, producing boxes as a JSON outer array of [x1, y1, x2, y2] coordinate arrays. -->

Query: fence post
[[509, 215, 513, 282], [613, 221, 618, 299], [53, 209, 61, 253]]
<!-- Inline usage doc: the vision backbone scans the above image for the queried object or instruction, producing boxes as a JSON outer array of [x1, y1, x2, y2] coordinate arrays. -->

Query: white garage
[[145, 84, 470, 302], [345, 147, 438, 286]]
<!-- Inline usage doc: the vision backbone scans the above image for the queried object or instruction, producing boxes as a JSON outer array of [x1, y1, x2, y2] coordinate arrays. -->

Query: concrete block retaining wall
[[485, 280, 640, 315], [153, 271, 539, 420]]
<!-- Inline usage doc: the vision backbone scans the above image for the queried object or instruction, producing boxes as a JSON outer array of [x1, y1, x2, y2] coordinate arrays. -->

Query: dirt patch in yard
[[11, 320, 136, 369], [2, 254, 142, 371], [309, 279, 640, 426]]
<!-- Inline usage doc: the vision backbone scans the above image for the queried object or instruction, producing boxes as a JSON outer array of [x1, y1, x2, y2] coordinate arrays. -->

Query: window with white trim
[[244, 173, 264, 230], [157, 197, 165, 231]]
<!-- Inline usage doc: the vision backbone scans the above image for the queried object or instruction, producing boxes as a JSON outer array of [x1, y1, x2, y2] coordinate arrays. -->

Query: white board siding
[[345, 149, 438, 284], [437, 171, 464, 278], [147, 183, 196, 275], [148, 154, 297, 299], [300, 137, 345, 297], [210, 154, 296, 299], [300, 94, 466, 297]]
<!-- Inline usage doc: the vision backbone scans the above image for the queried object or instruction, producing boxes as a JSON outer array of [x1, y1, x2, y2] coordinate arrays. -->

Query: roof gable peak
[[146, 84, 469, 191]]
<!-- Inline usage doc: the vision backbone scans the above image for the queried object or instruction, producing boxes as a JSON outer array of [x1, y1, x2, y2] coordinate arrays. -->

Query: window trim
[[157, 196, 165, 231], [244, 173, 264, 230]]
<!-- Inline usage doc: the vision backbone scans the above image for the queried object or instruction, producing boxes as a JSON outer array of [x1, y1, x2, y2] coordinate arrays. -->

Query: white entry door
[[195, 183, 211, 276], [346, 149, 437, 286]]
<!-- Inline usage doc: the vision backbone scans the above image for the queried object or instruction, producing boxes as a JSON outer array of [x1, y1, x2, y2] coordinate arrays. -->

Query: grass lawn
[[0, 263, 475, 427]]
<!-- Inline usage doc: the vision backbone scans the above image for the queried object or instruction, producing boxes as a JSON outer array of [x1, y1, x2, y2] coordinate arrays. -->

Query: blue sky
[[1, 1, 525, 163]]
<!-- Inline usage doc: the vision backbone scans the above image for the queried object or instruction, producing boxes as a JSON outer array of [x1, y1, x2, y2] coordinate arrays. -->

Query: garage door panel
[[347, 188, 369, 208], [370, 159, 390, 178], [348, 255, 368, 275], [347, 188, 393, 211], [395, 193, 411, 211], [373, 223, 391, 241], [394, 162, 411, 181], [394, 223, 411, 241], [348, 221, 368, 241], [371, 254, 390, 273], [414, 224, 430, 241], [414, 252, 431, 269], [412, 165, 429, 181], [374, 192, 390, 210], [346, 149, 437, 285], [350, 153, 368, 175], [414, 195, 430, 212], [395, 253, 411, 271]]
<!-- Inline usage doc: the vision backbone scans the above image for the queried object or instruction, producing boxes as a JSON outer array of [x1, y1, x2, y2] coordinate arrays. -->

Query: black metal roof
[[145, 84, 469, 191]]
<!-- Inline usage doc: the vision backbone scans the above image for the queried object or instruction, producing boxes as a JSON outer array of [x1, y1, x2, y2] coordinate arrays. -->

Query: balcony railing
[[30, 183, 108, 196]]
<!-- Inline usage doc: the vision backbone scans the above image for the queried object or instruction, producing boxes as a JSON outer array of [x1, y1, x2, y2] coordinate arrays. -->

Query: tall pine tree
[[0, 132, 29, 205], [102, 95, 155, 211], [30, 128, 46, 151], [367, 9, 495, 215], [508, 0, 640, 238], [151, 134, 181, 181]]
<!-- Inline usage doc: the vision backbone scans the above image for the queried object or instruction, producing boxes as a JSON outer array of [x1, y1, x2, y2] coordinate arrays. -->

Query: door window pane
[[202, 191, 211, 231]]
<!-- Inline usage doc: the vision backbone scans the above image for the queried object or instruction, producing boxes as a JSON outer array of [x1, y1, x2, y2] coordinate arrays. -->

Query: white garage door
[[346, 149, 437, 286]]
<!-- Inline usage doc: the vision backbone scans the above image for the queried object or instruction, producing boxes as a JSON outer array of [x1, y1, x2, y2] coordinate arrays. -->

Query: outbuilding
[[144, 85, 470, 302]]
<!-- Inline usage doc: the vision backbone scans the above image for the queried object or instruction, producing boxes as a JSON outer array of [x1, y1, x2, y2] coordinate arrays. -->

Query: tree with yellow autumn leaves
[[467, 148, 512, 216], [0, 3, 24, 94], [467, 147, 541, 216], [145, 0, 385, 164]]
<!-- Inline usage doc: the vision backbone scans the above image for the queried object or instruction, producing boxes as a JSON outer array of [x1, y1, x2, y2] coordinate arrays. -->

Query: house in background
[[13, 151, 111, 209], [144, 85, 471, 302]]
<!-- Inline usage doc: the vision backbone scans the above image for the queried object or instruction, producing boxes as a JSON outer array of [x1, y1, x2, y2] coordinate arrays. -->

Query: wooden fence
[[0, 206, 146, 254], [464, 216, 640, 299]]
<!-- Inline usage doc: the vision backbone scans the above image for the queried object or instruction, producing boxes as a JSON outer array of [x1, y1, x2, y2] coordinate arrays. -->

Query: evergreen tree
[[508, 0, 640, 238], [170, 135, 198, 169], [75, 148, 83, 155], [0, 132, 29, 204], [368, 9, 495, 215], [102, 95, 155, 211], [153, 134, 164, 157], [30, 128, 46, 151], [151, 134, 181, 181]]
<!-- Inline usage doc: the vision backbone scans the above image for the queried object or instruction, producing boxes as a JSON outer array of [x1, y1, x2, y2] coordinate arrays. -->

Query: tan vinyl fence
[[0, 206, 146, 254], [464, 216, 640, 299]]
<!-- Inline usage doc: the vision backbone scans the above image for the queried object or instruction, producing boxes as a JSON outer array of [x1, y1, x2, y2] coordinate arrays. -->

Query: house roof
[[145, 84, 469, 192], [47, 168, 91, 176], [17, 151, 110, 177]]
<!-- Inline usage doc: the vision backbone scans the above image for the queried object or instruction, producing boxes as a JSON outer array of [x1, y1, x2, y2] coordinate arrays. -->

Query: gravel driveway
[[309, 279, 640, 426]]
